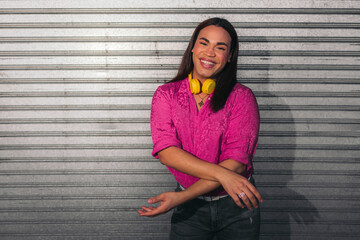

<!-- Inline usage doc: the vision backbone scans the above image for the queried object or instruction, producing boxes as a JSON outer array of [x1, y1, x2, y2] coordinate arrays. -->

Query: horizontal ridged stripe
[[0, 130, 152, 137], [0, 64, 358, 70], [0, 219, 357, 224], [258, 170, 360, 175], [0, 8, 359, 14], [0, 144, 358, 150], [0, 220, 168, 224], [239, 78, 360, 84], [0, 221, 170, 226], [0, 91, 358, 98], [0, 195, 158, 200], [260, 131, 360, 137], [0, 210, 142, 214], [261, 233, 360, 238], [0, 207, 137, 212], [0, 156, 155, 162], [0, 50, 186, 57], [0, 233, 354, 238], [0, 207, 357, 213], [0, 78, 359, 84], [1, 50, 360, 57], [0, 118, 150, 123], [0, 183, 173, 188], [243, 50, 360, 57], [0, 220, 354, 226], [0, 233, 168, 238], [0, 234, 355, 239], [0, 169, 168, 175], [0, 78, 166, 84], [0, 118, 358, 124], [0, 104, 358, 111], [255, 157, 360, 163], [0, 36, 359, 43], [0, 104, 153, 110], [0, 157, 357, 163], [261, 220, 359, 225], [0, 130, 358, 137], [260, 118, 359, 123], [0, 22, 359, 28], [0, 194, 357, 201], [0, 91, 154, 97], [0, 182, 358, 189], [0, 169, 358, 176]]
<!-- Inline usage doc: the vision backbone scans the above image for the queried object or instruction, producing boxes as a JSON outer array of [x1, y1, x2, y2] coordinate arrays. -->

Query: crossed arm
[[138, 146, 263, 217]]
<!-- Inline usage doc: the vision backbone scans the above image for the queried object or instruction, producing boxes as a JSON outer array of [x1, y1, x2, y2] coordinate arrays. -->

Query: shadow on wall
[[256, 65, 320, 239]]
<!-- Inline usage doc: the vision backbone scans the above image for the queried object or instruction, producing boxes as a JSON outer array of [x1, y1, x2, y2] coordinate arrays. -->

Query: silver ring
[[238, 192, 246, 198]]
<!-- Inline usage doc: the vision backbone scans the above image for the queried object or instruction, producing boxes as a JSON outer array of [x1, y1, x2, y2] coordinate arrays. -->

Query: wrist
[[213, 165, 230, 182], [178, 188, 194, 202]]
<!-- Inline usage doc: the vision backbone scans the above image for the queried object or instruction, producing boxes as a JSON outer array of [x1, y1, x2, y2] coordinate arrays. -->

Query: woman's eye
[[200, 42, 207, 46]]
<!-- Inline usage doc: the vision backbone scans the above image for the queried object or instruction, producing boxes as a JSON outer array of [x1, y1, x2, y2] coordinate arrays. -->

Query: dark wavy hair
[[169, 17, 239, 112]]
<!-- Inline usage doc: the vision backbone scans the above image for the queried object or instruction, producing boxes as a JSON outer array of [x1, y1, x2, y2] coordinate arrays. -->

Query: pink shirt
[[151, 78, 260, 195]]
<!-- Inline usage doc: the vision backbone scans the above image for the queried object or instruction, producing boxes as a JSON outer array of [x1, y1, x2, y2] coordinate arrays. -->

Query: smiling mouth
[[200, 59, 216, 68]]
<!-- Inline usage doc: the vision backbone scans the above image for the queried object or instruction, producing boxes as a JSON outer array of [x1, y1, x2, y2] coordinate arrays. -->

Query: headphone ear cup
[[189, 78, 201, 94], [202, 79, 216, 94]]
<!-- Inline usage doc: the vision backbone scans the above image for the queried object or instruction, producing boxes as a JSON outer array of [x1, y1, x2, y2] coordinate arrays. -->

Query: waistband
[[178, 176, 253, 202], [179, 184, 228, 201]]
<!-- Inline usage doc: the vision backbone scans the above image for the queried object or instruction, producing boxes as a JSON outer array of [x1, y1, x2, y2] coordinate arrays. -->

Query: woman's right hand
[[218, 168, 262, 209]]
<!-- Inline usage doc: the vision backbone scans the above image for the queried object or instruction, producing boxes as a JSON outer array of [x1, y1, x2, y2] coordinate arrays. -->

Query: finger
[[244, 181, 263, 203], [140, 206, 163, 217], [141, 206, 155, 212], [138, 208, 154, 215], [238, 181, 262, 207], [140, 210, 157, 217], [148, 193, 163, 204], [139, 207, 156, 216], [229, 193, 244, 208], [237, 191, 253, 209], [239, 187, 259, 209], [248, 192, 259, 209], [243, 185, 262, 208]]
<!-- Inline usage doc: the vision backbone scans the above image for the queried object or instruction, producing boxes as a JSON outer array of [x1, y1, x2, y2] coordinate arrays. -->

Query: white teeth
[[201, 60, 215, 65]]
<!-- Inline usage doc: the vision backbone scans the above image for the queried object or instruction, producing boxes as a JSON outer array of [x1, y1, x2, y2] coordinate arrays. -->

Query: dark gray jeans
[[170, 178, 260, 240]]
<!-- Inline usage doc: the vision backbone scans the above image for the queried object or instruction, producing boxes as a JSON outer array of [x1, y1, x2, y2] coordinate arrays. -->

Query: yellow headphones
[[188, 72, 216, 95]]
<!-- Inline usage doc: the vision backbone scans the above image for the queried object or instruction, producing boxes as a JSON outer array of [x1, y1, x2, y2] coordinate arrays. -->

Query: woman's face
[[191, 25, 232, 83]]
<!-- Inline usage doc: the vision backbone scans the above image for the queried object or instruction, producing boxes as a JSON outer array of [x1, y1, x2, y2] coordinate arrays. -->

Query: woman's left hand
[[138, 191, 185, 217]]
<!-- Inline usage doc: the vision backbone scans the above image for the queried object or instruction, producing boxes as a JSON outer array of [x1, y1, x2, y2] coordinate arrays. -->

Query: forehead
[[197, 25, 232, 45]]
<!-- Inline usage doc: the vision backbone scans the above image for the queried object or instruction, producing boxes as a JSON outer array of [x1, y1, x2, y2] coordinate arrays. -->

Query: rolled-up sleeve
[[151, 87, 181, 158], [219, 88, 260, 171]]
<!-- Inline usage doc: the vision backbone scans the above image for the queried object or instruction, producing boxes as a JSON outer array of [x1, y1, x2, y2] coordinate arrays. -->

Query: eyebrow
[[199, 37, 229, 47]]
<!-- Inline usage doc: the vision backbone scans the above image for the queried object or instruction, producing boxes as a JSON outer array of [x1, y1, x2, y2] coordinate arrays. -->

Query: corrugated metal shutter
[[0, 1, 359, 239]]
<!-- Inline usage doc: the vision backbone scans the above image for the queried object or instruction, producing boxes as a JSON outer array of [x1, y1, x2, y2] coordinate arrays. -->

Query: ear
[[227, 52, 232, 63]]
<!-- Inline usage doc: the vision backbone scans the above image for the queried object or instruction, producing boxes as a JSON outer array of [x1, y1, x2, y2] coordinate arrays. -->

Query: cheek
[[192, 45, 200, 54], [220, 54, 230, 65], [222, 53, 231, 64]]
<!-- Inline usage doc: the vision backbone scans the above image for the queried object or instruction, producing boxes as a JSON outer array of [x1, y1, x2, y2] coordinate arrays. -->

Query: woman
[[138, 18, 262, 240]]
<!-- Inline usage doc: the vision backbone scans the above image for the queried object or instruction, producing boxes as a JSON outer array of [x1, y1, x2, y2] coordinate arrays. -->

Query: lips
[[200, 58, 216, 69]]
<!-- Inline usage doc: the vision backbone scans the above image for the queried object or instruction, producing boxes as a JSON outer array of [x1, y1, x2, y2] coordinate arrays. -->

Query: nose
[[205, 46, 216, 56]]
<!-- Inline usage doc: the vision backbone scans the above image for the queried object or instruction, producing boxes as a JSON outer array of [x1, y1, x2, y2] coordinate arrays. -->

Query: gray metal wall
[[0, 0, 359, 239]]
